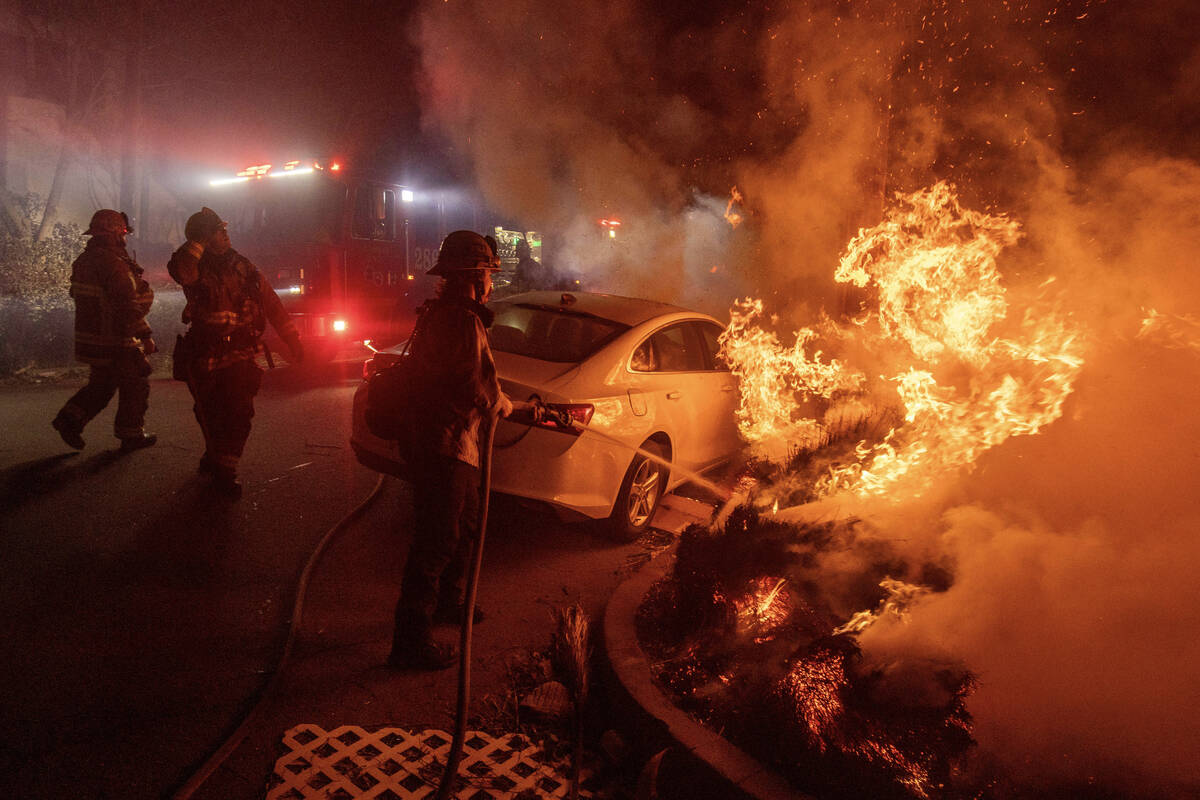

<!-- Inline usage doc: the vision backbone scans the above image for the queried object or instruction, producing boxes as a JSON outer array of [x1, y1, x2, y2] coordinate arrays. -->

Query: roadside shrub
[[0, 193, 82, 375], [0, 194, 190, 376]]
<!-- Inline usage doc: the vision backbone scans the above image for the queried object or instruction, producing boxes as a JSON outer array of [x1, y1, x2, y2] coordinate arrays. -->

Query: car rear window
[[488, 302, 630, 363]]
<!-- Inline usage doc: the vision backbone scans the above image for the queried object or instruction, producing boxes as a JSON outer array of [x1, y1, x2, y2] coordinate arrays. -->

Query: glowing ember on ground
[[775, 648, 847, 749], [638, 506, 977, 799]]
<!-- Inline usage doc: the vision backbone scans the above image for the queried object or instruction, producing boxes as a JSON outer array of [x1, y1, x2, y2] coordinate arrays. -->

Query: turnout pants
[[392, 455, 480, 649], [55, 349, 151, 439], [186, 359, 263, 473]]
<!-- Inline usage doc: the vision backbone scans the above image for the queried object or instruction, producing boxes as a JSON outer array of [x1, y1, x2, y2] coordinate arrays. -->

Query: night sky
[[27, 0, 1181, 212]]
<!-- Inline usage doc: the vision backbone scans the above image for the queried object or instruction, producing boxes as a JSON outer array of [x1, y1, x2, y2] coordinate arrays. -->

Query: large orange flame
[[725, 181, 1084, 499], [721, 300, 865, 461]]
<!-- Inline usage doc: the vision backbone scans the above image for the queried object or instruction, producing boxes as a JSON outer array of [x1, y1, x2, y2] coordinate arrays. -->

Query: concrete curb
[[603, 551, 812, 800]]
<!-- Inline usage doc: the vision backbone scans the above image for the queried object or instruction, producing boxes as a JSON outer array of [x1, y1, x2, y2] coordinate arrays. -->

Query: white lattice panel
[[266, 724, 591, 799]]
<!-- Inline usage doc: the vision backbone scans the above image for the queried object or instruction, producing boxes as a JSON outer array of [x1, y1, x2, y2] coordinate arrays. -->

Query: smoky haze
[[411, 0, 1199, 795]]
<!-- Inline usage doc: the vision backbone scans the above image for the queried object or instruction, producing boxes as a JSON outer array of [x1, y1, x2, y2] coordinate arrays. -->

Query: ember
[[637, 505, 975, 799]]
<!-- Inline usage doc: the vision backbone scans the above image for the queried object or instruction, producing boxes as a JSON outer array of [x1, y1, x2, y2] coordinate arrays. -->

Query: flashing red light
[[330, 162, 342, 172], [332, 319, 348, 333], [599, 218, 621, 227]]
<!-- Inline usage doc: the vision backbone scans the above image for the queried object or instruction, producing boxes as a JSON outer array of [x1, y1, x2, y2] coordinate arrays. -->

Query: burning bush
[[638, 504, 977, 799]]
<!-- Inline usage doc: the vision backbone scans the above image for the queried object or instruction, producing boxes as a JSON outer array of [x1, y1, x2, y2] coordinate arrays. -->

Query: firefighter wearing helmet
[[52, 209, 158, 452], [167, 206, 304, 498], [388, 230, 513, 670]]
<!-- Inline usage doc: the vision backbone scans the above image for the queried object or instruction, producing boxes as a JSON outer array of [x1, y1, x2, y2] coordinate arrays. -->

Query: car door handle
[[720, 385, 735, 392], [665, 391, 681, 400]]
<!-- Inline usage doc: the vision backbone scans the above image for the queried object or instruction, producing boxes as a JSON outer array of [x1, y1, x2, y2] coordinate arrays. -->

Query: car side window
[[630, 323, 707, 372], [630, 339, 656, 371], [696, 321, 729, 371]]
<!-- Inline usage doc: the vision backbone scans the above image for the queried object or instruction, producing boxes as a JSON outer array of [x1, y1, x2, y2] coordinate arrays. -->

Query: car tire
[[607, 439, 669, 542]]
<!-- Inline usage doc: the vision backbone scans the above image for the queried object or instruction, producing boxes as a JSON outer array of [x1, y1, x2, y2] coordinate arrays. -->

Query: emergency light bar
[[208, 159, 329, 187]]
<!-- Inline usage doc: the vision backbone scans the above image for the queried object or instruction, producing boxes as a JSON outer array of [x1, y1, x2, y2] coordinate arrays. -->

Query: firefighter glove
[[496, 392, 513, 418], [142, 336, 157, 356]]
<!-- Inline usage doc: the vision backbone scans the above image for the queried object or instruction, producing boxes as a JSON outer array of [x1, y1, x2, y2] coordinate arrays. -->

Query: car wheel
[[608, 439, 668, 541]]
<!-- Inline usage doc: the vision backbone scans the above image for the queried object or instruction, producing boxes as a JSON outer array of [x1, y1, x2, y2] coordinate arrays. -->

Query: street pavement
[[0, 358, 712, 799]]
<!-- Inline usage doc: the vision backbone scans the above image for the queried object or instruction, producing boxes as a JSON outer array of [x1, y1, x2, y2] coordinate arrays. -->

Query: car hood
[[494, 351, 581, 396]]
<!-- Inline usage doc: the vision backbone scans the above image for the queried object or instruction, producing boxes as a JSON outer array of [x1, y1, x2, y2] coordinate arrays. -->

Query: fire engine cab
[[203, 159, 523, 358]]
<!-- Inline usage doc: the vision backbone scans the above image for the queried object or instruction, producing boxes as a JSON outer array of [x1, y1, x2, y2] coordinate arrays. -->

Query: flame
[[833, 577, 929, 635], [1137, 308, 1200, 354], [720, 300, 865, 460], [723, 186, 744, 228], [756, 577, 788, 616], [733, 576, 793, 641], [723, 181, 1084, 498]]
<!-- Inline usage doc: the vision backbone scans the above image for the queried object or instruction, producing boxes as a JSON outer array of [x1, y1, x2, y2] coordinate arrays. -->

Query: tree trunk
[[1, 192, 30, 239], [36, 139, 72, 243]]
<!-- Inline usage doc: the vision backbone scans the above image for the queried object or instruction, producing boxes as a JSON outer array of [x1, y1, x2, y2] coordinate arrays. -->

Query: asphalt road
[[0, 359, 657, 799]]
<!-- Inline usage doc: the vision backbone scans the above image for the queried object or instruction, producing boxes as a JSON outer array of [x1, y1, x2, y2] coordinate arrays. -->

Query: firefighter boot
[[119, 433, 158, 452], [211, 466, 243, 499], [52, 416, 86, 450]]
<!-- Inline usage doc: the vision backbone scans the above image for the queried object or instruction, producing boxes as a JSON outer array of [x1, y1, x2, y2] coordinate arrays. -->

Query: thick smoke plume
[[413, 0, 1200, 795]]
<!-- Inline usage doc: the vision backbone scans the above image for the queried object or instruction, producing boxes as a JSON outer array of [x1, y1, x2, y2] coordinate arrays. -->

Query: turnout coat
[[167, 242, 297, 372], [69, 235, 153, 366]]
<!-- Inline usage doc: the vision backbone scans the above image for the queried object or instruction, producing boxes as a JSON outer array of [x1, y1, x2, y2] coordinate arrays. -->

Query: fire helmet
[[85, 209, 132, 237], [428, 230, 501, 275], [184, 206, 226, 242]]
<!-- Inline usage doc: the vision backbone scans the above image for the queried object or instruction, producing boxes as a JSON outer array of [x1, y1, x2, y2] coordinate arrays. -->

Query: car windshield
[[488, 302, 630, 363]]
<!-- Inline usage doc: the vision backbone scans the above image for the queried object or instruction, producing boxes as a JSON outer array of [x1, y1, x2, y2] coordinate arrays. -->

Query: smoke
[[847, 108, 1200, 800], [411, 0, 911, 315], [412, 0, 1200, 794]]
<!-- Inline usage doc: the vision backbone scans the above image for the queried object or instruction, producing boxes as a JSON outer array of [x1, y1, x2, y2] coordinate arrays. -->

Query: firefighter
[[513, 237, 556, 292], [388, 230, 513, 670], [167, 207, 303, 498], [52, 209, 158, 452]]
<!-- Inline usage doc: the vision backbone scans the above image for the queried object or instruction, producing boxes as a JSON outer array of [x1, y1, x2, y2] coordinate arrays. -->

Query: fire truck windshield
[[215, 176, 347, 246]]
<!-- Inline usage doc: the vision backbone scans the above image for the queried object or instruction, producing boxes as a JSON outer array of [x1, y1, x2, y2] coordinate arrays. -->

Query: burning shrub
[[637, 504, 977, 799]]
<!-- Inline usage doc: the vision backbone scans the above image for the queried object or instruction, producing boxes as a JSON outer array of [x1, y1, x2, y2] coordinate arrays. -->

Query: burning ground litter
[[637, 505, 976, 800]]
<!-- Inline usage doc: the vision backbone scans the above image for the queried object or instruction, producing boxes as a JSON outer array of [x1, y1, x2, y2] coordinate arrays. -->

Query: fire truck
[[201, 159, 539, 358]]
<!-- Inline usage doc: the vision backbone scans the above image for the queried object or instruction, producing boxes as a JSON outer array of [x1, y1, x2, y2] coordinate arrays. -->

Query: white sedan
[[350, 291, 740, 539]]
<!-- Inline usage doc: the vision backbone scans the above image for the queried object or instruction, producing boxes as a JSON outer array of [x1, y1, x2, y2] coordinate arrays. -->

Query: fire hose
[[171, 473, 387, 800], [433, 400, 552, 800], [434, 398, 712, 799]]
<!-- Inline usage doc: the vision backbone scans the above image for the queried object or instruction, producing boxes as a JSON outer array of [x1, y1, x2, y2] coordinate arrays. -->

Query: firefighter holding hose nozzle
[[168, 207, 303, 498], [387, 230, 513, 671]]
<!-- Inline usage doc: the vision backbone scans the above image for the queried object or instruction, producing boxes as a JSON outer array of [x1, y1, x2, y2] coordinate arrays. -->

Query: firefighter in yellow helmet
[[52, 209, 157, 452], [168, 207, 303, 498], [388, 230, 513, 670]]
